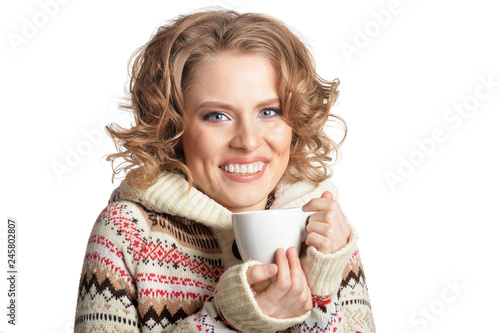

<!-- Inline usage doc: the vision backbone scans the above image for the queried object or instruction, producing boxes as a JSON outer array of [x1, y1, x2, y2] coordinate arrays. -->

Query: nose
[[229, 119, 263, 152]]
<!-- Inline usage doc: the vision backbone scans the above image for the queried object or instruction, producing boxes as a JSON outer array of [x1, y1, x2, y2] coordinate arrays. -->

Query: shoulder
[[89, 190, 153, 261]]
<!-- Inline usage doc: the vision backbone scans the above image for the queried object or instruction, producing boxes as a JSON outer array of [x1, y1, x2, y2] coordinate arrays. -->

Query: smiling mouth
[[220, 161, 266, 175]]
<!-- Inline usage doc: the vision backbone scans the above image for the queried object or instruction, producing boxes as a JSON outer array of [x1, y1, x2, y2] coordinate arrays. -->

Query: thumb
[[246, 264, 277, 286], [321, 191, 334, 199]]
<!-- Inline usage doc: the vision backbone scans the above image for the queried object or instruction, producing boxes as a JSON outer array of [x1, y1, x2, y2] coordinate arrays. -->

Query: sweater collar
[[119, 172, 233, 230], [117, 172, 338, 230]]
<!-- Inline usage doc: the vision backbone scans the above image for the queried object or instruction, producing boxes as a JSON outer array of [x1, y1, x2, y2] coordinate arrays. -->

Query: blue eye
[[202, 112, 229, 122], [260, 108, 282, 118]]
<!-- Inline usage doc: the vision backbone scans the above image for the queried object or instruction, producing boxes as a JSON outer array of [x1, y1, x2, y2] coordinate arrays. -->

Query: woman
[[74, 9, 376, 333]]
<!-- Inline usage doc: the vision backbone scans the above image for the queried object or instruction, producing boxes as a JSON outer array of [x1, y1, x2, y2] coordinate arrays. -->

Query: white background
[[1, 0, 499, 332]]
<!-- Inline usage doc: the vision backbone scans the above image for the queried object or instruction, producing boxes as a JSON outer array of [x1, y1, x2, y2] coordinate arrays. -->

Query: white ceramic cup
[[232, 207, 314, 264]]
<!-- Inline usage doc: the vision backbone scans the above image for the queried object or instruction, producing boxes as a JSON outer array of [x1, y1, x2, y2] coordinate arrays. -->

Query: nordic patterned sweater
[[74, 172, 376, 332]]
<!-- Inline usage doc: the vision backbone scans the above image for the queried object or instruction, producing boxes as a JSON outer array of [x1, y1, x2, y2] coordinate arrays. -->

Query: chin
[[221, 195, 268, 212]]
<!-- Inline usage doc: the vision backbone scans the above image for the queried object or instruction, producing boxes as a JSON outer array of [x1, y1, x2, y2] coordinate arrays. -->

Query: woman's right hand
[[246, 247, 312, 319]]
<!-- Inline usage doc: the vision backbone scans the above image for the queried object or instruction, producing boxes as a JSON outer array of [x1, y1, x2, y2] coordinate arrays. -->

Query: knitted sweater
[[74, 172, 376, 332]]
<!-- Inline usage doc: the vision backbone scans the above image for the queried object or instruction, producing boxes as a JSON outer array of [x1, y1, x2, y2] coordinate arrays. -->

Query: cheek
[[267, 123, 293, 155], [182, 128, 202, 166], [183, 127, 225, 167]]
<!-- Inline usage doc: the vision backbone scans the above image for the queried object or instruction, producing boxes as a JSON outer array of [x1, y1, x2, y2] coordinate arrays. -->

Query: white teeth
[[222, 162, 265, 175]]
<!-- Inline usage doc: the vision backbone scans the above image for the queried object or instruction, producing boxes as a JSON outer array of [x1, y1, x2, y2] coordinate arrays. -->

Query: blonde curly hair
[[106, 9, 346, 189]]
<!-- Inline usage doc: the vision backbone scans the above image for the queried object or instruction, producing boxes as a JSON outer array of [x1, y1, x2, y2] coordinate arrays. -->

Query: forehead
[[193, 51, 276, 78], [185, 52, 280, 104]]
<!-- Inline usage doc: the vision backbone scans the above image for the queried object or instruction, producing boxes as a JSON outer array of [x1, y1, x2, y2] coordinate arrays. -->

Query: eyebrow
[[196, 98, 281, 111]]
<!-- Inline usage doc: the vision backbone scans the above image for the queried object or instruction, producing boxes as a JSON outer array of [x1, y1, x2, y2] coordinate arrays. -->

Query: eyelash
[[201, 108, 282, 122], [260, 108, 282, 118], [202, 112, 229, 122]]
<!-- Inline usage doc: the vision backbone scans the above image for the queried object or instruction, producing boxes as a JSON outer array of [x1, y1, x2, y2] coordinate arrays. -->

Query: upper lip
[[219, 156, 269, 167]]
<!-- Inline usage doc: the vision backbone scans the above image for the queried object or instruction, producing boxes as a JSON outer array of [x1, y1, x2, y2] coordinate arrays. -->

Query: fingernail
[[267, 264, 277, 275], [292, 246, 297, 256]]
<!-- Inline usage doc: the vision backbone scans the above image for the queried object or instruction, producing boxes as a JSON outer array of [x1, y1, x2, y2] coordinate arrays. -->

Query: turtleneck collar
[[116, 172, 338, 231]]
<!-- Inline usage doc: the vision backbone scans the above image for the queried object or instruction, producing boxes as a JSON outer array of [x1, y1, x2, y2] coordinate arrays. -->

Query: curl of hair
[[106, 9, 346, 189]]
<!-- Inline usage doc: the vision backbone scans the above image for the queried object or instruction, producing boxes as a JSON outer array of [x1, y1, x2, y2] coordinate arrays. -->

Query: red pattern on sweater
[[351, 249, 359, 260], [87, 234, 124, 259], [100, 204, 144, 260], [311, 294, 332, 307], [138, 288, 213, 301], [140, 242, 225, 279], [137, 273, 215, 290], [99, 204, 226, 279], [137, 273, 214, 301]]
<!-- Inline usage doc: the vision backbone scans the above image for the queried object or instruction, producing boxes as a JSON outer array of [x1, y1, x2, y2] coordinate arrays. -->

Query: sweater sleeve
[[173, 261, 310, 332], [291, 223, 376, 332], [74, 203, 143, 332], [214, 261, 310, 332]]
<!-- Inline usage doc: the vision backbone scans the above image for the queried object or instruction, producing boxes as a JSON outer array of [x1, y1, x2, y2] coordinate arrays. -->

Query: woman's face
[[182, 52, 293, 213]]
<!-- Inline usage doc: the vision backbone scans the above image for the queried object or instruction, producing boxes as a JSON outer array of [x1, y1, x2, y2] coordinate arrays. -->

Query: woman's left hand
[[302, 191, 351, 254]]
